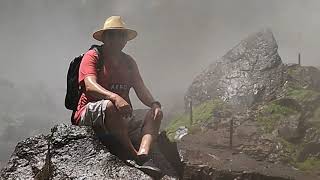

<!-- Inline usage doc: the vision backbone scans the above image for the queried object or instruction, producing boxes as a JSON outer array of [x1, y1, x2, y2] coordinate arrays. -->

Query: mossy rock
[[308, 107, 320, 128], [295, 157, 320, 172], [287, 65, 301, 77], [286, 65, 320, 91], [284, 87, 320, 129], [257, 100, 299, 134], [277, 138, 320, 172], [165, 99, 228, 141], [257, 84, 320, 134], [286, 88, 320, 103], [277, 138, 301, 164]]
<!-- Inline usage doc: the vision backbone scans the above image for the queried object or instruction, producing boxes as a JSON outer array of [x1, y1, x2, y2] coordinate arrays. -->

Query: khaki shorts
[[79, 100, 144, 146]]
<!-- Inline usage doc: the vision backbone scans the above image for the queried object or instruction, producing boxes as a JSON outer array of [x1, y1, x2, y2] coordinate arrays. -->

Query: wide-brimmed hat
[[93, 16, 137, 42]]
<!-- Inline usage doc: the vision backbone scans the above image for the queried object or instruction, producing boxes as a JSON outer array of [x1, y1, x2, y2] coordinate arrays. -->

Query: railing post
[[189, 99, 193, 127], [230, 117, 233, 149]]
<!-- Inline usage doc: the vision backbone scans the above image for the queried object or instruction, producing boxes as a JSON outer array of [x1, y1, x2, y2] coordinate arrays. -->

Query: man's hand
[[111, 94, 132, 118], [151, 104, 163, 120]]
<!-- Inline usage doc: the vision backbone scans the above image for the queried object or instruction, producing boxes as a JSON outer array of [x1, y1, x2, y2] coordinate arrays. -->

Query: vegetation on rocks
[[165, 99, 226, 140], [277, 138, 320, 172], [287, 65, 300, 77], [309, 107, 320, 128], [277, 138, 304, 165], [278, 136, 320, 171], [256, 83, 320, 172], [286, 88, 320, 102], [257, 101, 298, 133], [295, 157, 320, 172]]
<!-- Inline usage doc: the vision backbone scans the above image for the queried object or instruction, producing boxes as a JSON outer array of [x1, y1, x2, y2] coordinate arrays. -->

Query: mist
[[0, 0, 320, 167]]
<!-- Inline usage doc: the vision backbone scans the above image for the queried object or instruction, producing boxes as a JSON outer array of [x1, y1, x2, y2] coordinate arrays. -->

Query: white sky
[[0, 0, 319, 112]]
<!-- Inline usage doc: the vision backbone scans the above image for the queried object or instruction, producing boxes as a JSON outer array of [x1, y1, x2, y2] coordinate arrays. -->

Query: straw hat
[[93, 16, 137, 42]]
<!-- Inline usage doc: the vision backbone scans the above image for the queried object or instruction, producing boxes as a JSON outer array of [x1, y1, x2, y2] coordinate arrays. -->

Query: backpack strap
[[89, 45, 104, 72], [89, 46, 133, 84], [78, 45, 103, 93]]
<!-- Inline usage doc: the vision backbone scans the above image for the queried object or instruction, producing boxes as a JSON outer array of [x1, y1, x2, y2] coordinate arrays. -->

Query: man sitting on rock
[[72, 16, 163, 175]]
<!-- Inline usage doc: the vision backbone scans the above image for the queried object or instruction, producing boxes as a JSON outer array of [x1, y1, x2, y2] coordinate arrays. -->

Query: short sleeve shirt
[[73, 49, 136, 124]]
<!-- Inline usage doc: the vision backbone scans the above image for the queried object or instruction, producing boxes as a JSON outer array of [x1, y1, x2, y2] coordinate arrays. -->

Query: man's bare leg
[[137, 110, 162, 155], [104, 102, 138, 157]]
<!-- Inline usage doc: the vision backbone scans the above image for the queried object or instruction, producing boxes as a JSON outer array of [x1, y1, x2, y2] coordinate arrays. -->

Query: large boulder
[[0, 124, 151, 179], [185, 29, 285, 109], [0, 123, 179, 180]]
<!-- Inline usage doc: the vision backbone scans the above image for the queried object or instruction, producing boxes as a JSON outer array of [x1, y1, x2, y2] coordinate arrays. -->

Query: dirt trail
[[178, 127, 320, 180]]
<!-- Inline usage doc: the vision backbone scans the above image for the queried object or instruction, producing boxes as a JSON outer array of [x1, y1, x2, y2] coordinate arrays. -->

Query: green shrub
[[165, 99, 226, 141], [257, 102, 297, 133]]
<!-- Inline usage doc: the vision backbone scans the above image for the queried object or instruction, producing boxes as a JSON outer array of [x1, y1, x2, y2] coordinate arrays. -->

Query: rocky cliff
[[185, 29, 285, 109], [166, 29, 320, 179]]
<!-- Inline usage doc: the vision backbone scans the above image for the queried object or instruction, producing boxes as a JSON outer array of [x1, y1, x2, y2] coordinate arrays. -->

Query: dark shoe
[[136, 154, 162, 179], [136, 154, 150, 165]]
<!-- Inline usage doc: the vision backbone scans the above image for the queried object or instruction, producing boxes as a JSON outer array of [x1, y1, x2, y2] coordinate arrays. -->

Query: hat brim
[[93, 28, 137, 42]]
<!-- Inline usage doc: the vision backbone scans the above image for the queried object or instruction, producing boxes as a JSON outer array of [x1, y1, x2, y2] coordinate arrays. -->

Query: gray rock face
[[51, 125, 155, 180], [185, 29, 285, 109], [0, 134, 48, 180], [285, 64, 320, 91], [0, 124, 153, 180]]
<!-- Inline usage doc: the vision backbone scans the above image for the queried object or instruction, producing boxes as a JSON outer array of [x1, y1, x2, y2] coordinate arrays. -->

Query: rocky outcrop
[[185, 29, 285, 109], [166, 29, 320, 178], [3, 122, 313, 180], [0, 124, 150, 179], [0, 121, 179, 180]]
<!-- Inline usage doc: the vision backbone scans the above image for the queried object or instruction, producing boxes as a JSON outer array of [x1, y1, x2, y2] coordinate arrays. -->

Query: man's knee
[[105, 101, 129, 129], [105, 101, 117, 115], [147, 109, 162, 122]]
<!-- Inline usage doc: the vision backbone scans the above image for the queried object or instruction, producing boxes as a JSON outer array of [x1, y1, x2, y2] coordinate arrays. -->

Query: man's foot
[[136, 154, 162, 179], [136, 154, 149, 164]]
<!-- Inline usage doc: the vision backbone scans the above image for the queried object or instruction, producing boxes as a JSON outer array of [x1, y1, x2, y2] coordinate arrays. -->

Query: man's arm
[[79, 51, 119, 102], [133, 80, 157, 108], [83, 76, 132, 116], [131, 62, 157, 108], [131, 60, 163, 120], [79, 50, 132, 116], [83, 76, 117, 101]]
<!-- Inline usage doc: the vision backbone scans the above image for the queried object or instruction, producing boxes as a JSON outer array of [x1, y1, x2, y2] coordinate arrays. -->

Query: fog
[[0, 0, 320, 166]]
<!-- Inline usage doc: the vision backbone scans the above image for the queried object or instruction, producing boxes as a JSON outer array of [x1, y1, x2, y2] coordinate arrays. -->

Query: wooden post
[[230, 117, 233, 149], [298, 53, 301, 65], [189, 99, 193, 126]]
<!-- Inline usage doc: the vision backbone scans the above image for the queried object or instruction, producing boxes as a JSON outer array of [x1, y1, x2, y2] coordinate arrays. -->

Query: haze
[[0, 0, 319, 167]]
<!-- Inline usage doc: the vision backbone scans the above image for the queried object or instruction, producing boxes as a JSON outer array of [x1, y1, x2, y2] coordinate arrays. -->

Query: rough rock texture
[[1, 121, 179, 179], [0, 124, 153, 180], [185, 29, 285, 109], [0, 134, 48, 179]]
